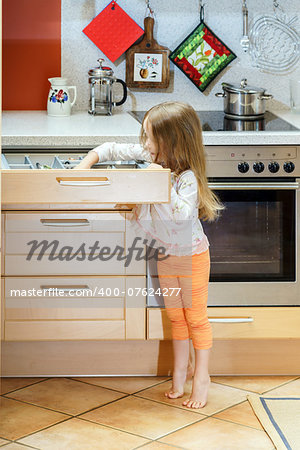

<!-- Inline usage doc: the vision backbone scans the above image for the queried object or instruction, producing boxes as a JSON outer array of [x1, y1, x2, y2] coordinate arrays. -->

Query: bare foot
[[182, 375, 210, 408], [165, 368, 188, 399]]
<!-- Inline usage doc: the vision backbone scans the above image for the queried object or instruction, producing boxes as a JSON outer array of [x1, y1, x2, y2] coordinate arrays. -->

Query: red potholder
[[83, 1, 144, 63]]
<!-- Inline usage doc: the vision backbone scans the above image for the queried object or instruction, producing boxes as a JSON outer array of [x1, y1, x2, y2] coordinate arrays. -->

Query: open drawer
[[1, 169, 171, 205]]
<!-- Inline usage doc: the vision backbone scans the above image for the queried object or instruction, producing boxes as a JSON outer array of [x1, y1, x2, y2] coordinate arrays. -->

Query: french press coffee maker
[[88, 58, 127, 115]]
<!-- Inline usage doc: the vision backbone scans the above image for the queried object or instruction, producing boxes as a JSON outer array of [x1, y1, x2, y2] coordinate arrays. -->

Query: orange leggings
[[157, 249, 212, 350]]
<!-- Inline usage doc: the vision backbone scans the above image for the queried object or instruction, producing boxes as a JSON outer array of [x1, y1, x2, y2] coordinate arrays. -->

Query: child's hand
[[145, 163, 164, 170], [114, 204, 136, 209]]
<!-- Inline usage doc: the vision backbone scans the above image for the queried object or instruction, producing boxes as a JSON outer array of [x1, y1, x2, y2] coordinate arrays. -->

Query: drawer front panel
[[2, 170, 170, 204], [5, 212, 125, 232], [5, 277, 125, 320], [6, 232, 125, 254], [5, 320, 125, 341], [5, 255, 125, 275], [147, 307, 300, 339]]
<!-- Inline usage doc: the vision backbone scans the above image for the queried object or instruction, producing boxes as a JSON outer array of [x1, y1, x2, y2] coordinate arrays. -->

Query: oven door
[[204, 178, 300, 306]]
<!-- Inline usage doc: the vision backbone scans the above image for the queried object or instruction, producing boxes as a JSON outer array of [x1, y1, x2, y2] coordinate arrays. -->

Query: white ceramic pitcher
[[47, 77, 77, 116]]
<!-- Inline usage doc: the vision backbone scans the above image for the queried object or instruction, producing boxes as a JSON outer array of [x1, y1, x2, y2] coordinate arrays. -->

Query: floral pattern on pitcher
[[49, 89, 68, 104]]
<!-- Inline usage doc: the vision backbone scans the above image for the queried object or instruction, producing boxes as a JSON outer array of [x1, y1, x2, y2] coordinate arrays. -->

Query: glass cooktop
[[129, 111, 299, 132]]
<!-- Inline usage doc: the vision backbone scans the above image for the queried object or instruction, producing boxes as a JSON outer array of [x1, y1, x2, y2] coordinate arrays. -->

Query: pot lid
[[222, 79, 265, 94], [88, 58, 113, 77]]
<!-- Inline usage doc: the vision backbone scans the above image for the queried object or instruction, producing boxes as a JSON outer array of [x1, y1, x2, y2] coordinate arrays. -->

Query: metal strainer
[[249, 0, 300, 73]]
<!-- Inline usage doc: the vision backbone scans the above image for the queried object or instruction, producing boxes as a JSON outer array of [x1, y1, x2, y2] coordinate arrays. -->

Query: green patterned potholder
[[170, 22, 237, 92]]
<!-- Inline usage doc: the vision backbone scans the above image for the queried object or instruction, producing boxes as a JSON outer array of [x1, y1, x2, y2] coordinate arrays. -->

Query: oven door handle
[[208, 317, 253, 323], [208, 182, 299, 190]]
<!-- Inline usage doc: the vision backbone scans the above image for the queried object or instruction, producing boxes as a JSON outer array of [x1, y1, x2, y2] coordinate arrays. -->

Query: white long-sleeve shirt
[[90, 143, 209, 256]]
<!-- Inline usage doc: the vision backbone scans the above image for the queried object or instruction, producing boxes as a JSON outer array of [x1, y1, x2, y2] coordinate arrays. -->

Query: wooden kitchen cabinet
[[2, 169, 170, 205], [147, 307, 300, 340], [2, 211, 146, 341]]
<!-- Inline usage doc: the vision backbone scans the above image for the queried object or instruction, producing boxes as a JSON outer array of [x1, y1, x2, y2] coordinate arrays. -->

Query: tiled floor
[[0, 375, 299, 449]]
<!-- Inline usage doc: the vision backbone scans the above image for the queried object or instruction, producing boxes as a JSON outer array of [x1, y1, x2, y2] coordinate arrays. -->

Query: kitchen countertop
[[1, 110, 300, 148]]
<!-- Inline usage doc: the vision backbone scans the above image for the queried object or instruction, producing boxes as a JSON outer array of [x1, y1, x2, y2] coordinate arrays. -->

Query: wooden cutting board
[[126, 17, 170, 89]]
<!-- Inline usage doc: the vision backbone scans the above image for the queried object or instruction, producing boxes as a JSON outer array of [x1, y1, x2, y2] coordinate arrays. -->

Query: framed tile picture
[[133, 53, 163, 83], [126, 17, 170, 89]]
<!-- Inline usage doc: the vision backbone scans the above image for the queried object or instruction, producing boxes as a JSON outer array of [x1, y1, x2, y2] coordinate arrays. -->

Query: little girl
[[77, 102, 223, 409]]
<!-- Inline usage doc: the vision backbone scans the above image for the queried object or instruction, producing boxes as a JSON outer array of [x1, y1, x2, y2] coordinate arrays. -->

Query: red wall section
[[2, 0, 61, 110]]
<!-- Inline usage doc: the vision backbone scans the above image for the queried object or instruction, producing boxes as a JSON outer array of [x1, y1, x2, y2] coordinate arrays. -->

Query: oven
[[203, 177, 299, 306], [147, 143, 300, 307]]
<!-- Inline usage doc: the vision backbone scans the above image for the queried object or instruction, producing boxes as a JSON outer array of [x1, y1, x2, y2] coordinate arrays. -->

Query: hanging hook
[[145, 0, 154, 17], [199, 0, 205, 23]]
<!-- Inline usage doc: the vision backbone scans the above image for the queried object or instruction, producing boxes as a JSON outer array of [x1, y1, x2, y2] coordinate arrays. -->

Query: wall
[[2, 0, 61, 110], [63, 0, 300, 112]]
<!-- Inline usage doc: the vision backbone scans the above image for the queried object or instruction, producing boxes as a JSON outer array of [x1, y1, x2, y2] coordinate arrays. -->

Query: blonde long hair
[[140, 101, 223, 221]]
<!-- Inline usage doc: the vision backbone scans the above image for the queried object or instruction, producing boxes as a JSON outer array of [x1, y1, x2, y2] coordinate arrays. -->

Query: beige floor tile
[[0, 444, 38, 449], [159, 417, 275, 449], [18, 417, 150, 450], [0, 378, 47, 395], [71, 376, 171, 394], [211, 376, 298, 394], [213, 400, 263, 430], [0, 397, 69, 441], [0, 438, 11, 447], [135, 379, 252, 415], [5, 377, 126, 416], [79, 395, 203, 440], [263, 377, 300, 395], [140, 443, 181, 449]]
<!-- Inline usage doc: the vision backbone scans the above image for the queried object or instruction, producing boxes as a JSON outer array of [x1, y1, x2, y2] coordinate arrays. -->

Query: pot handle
[[114, 79, 128, 107], [215, 92, 226, 97], [259, 94, 273, 100]]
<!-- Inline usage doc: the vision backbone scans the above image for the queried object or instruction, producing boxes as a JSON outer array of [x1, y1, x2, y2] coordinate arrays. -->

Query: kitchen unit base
[[1, 339, 299, 376]]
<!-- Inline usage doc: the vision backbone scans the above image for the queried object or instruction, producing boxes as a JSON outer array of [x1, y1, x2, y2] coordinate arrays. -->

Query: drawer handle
[[208, 317, 253, 323], [40, 219, 90, 227], [40, 285, 90, 292], [57, 177, 110, 186]]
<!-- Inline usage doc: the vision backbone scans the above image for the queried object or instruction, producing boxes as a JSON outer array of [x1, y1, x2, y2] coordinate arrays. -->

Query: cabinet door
[[4, 212, 127, 276], [4, 276, 146, 341], [147, 307, 300, 339], [2, 169, 170, 204]]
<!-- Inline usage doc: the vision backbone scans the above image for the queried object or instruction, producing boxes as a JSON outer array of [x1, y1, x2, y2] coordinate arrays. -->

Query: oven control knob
[[283, 161, 295, 173], [238, 162, 249, 173], [253, 162, 265, 173], [268, 162, 280, 173]]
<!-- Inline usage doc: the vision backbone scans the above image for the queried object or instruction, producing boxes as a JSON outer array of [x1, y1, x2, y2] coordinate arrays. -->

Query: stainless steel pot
[[215, 79, 273, 118]]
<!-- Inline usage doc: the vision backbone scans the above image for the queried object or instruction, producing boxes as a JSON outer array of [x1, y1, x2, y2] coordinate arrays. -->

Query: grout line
[[130, 378, 173, 395], [133, 440, 186, 450], [67, 376, 172, 396], [1, 377, 51, 396], [210, 377, 300, 395], [210, 380, 266, 394], [1, 394, 73, 416], [261, 376, 300, 394], [72, 394, 131, 416], [210, 415, 267, 432], [11, 442, 42, 449], [131, 393, 210, 416], [1, 416, 73, 445], [76, 415, 160, 442], [67, 377, 131, 395], [2, 391, 132, 418], [148, 416, 211, 442]]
